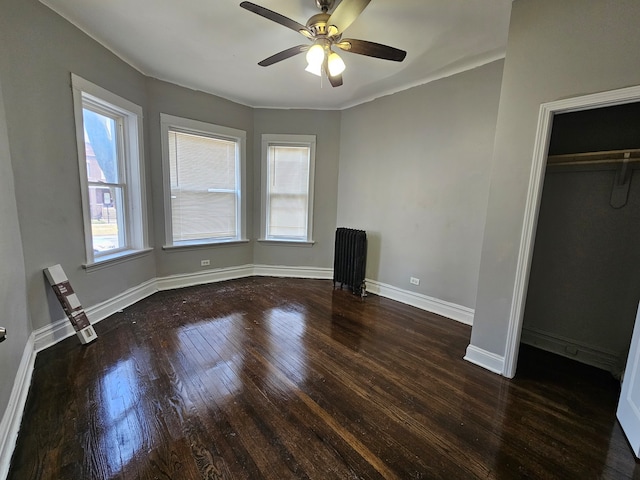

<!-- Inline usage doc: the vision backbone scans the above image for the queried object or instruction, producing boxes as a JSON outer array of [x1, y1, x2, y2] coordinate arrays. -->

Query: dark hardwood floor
[[8, 277, 640, 479]]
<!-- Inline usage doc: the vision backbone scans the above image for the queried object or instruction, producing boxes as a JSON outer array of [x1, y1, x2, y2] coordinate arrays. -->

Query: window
[[261, 134, 316, 243], [71, 74, 148, 266], [160, 114, 246, 246]]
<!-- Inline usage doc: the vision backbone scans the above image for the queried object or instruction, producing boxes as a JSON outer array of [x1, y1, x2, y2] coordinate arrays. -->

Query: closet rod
[[547, 148, 640, 166]]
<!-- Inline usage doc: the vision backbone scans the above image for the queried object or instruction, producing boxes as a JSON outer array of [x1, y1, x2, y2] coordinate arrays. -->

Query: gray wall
[[337, 61, 504, 308], [146, 78, 255, 277], [0, 0, 156, 332], [0, 75, 31, 435], [471, 0, 640, 362], [253, 109, 341, 268]]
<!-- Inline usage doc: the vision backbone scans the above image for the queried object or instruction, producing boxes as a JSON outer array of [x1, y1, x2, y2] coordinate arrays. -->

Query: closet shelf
[[547, 149, 640, 166]]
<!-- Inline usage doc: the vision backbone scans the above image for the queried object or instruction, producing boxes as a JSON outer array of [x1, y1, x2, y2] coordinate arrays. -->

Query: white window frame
[[160, 113, 247, 248], [260, 134, 316, 244], [71, 74, 149, 268]]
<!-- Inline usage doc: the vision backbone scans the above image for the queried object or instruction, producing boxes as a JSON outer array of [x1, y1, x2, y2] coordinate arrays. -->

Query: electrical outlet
[[200, 259, 210, 266], [410, 277, 420, 286]]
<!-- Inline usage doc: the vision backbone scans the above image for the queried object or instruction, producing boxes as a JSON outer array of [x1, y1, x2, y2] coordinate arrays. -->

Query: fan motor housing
[[306, 13, 332, 36]]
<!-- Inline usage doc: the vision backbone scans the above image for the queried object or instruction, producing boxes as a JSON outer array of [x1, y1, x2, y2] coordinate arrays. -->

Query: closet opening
[[519, 101, 640, 379]]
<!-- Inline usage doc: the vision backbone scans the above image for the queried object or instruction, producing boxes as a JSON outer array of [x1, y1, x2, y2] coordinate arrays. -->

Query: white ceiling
[[39, 0, 512, 110]]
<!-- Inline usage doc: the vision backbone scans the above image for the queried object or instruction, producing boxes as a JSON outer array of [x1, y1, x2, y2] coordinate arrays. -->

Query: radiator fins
[[333, 227, 367, 296]]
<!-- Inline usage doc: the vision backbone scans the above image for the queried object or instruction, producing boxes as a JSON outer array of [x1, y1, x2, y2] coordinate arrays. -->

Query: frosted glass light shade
[[305, 44, 325, 67], [305, 62, 322, 76], [327, 52, 345, 76]]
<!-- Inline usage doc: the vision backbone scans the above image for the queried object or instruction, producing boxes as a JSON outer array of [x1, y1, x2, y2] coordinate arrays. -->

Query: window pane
[[269, 146, 309, 194], [89, 185, 125, 253], [83, 108, 119, 183], [171, 191, 236, 241], [168, 130, 238, 241], [269, 194, 307, 237], [267, 145, 309, 238]]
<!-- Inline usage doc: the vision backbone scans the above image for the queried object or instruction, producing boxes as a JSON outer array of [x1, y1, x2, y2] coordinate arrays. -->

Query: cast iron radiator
[[333, 227, 367, 297]]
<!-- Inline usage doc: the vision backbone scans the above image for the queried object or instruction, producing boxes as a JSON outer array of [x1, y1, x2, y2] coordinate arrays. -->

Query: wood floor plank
[[192, 325, 343, 478], [151, 331, 256, 479], [8, 277, 640, 479], [245, 316, 435, 477]]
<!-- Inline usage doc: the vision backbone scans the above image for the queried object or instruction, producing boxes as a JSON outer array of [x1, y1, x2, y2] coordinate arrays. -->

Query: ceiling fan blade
[[328, 73, 343, 87], [337, 39, 407, 62], [240, 2, 311, 37], [327, 0, 371, 33], [258, 45, 310, 67]]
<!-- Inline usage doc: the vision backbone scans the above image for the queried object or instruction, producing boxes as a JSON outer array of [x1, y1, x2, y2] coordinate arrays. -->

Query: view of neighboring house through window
[[83, 107, 126, 252], [72, 74, 147, 265], [261, 134, 316, 242], [160, 114, 246, 246]]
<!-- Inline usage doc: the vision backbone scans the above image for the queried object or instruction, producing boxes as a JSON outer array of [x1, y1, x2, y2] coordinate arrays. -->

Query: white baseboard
[[520, 326, 621, 374], [0, 334, 36, 480], [33, 316, 76, 353], [34, 279, 158, 352], [156, 264, 254, 291], [253, 264, 333, 279], [365, 279, 474, 325], [464, 344, 505, 375], [88, 279, 157, 324], [156, 264, 332, 291]]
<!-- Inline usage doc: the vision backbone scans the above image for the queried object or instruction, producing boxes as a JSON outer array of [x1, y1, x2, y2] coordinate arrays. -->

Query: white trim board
[[503, 84, 640, 379], [0, 335, 36, 480], [366, 279, 474, 326], [34, 279, 158, 352], [464, 344, 505, 375], [156, 264, 254, 291], [253, 264, 332, 280], [156, 265, 332, 291]]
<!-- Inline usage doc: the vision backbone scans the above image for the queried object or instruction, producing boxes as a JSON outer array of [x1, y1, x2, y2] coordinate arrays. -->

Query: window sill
[[163, 239, 250, 252], [257, 239, 315, 247], [83, 247, 153, 272]]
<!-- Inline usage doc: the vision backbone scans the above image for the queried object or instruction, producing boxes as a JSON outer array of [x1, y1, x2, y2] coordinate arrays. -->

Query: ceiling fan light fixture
[[327, 51, 346, 76], [305, 62, 323, 76], [241, 0, 406, 88], [305, 43, 325, 67]]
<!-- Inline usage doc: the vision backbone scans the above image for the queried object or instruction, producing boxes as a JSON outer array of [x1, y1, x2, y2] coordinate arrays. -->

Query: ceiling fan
[[239, 0, 407, 87]]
